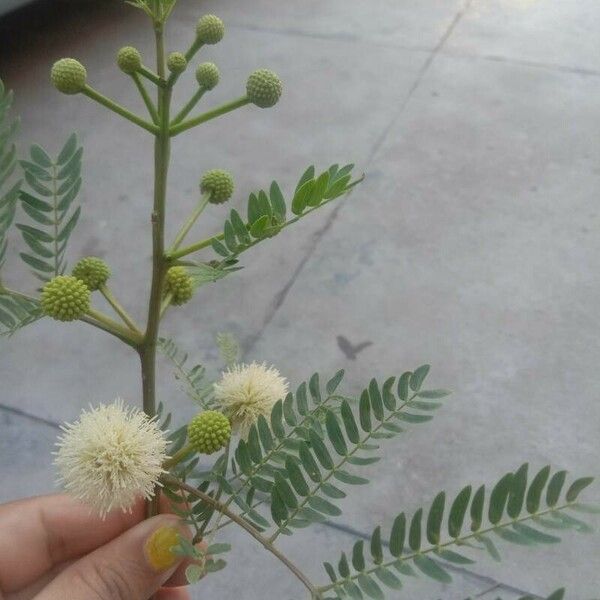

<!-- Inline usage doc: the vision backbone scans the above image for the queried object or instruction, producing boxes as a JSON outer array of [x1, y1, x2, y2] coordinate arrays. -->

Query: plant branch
[[164, 475, 321, 598], [141, 16, 171, 521], [184, 38, 204, 63], [169, 97, 250, 136], [163, 444, 195, 469], [268, 390, 420, 543], [317, 503, 574, 594], [159, 292, 173, 319], [171, 88, 208, 126], [131, 72, 159, 123], [82, 85, 159, 134], [98, 283, 142, 335], [167, 178, 365, 261], [0, 286, 141, 347], [138, 65, 164, 87], [86, 307, 144, 346], [168, 193, 210, 251]]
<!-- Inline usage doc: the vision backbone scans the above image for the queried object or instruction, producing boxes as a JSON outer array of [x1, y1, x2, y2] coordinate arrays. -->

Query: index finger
[[0, 493, 146, 593]]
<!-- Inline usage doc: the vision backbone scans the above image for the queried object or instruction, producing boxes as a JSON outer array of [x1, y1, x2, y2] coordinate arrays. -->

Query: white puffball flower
[[213, 362, 289, 436], [54, 399, 168, 517]]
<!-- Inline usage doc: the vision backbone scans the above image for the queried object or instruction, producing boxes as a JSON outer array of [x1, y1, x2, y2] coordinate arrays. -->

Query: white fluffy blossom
[[54, 399, 168, 517], [213, 362, 288, 436]]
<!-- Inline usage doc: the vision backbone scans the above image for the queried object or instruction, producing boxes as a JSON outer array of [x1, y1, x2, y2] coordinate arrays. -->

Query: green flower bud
[[246, 69, 282, 108], [72, 257, 111, 291], [117, 46, 142, 74], [51, 58, 87, 95], [164, 266, 193, 306], [188, 411, 231, 455], [167, 52, 187, 74], [200, 169, 234, 204], [41, 275, 91, 321], [195, 62, 220, 90], [196, 14, 225, 45]]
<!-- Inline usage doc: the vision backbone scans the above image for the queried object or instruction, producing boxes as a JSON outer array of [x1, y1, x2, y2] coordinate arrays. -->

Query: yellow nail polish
[[145, 525, 181, 571]]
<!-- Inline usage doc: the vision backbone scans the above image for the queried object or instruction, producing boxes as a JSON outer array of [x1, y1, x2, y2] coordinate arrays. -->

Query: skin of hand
[[0, 494, 203, 600]]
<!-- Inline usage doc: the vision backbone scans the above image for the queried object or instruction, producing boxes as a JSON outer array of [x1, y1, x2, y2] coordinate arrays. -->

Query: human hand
[[0, 494, 196, 600]]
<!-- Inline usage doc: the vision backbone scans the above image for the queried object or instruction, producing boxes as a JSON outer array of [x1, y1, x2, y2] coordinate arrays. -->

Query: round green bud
[[164, 266, 193, 306], [246, 69, 282, 108], [41, 275, 91, 322], [188, 411, 231, 455], [195, 62, 220, 90], [72, 257, 111, 291], [200, 169, 234, 204], [196, 14, 225, 45], [51, 58, 87, 95], [117, 46, 142, 74], [167, 52, 187, 74]]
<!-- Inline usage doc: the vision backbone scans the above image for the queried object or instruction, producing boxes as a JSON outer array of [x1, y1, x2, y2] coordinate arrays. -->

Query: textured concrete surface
[[1, 0, 599, 598]]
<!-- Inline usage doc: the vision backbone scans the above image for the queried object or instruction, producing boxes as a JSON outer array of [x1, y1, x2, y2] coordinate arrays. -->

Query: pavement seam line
[[0, 403, 61, 430], [242, 0, 474, 357]]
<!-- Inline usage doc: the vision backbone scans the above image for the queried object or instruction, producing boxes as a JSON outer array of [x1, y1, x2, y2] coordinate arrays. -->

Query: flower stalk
[[82, 85, 159, 134]]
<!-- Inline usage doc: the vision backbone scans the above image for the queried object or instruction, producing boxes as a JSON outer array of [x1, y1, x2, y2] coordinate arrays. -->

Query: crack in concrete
[[0, 403, 61, 430], [243, 0, 472, 353], [243, 6, 463, 357], [242, 1, 545, 596], [227, 19, 600, 80]]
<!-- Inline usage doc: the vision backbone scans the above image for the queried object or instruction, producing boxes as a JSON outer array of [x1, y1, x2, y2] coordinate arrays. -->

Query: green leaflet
[[16, 134, 83, 283], [158, 337, 213, 409], [0, 79, 20, 272], [0, 292, 42, 337], [211, 164, 363, 260], [317, 466, 596, 597], [219, 365, 447, 540]]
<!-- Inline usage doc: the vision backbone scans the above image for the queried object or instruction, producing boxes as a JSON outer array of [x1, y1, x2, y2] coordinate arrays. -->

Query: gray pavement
[[0, 1, 599, 598]]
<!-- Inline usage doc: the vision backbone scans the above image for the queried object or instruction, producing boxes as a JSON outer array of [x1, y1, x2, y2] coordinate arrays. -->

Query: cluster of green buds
[[187, 410, 231, 455], [40, 257, 111, 321], [47, 13, 283, 326]]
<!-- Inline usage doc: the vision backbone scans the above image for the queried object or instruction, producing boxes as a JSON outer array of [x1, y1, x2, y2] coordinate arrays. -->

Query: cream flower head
[[213, 362, 288, 436], [54, 399, 168, 517]]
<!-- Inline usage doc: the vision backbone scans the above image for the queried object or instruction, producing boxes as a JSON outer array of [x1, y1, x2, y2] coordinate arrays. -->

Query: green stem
[[138, 65, 164, 87], [159, 292, 173, 319], [170, 96, 250, 136], [167, 183, 364, 261], [98, 283, 142, 335], [163, 444, 195, 469], [52, 164, 58, 274], [131, 72, 159, 123], [0, 286, 140, 347], [140, 18, 171, 520], [184, 38, 204, 63], [86, 307, 143, 346], [82, 85, 159, 134], [317, 503, 573, 594], [169, 193, 210, 251], [171, 87, 207, 126], [165, 475, 321, 599]]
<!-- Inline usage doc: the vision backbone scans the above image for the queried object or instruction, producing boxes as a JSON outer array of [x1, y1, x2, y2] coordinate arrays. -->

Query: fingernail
[[145, 525, 181, 571]]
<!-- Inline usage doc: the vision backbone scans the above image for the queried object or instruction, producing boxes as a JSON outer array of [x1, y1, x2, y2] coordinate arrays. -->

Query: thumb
[[39, 514, 187, 600]]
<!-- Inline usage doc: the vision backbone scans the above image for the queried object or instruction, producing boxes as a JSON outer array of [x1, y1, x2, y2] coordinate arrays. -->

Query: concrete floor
[[1, 0, 599, 598]]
